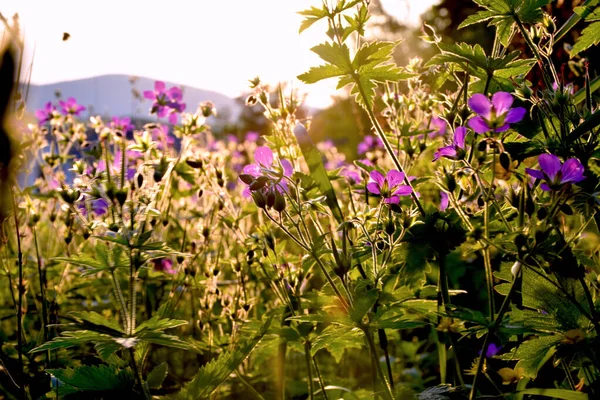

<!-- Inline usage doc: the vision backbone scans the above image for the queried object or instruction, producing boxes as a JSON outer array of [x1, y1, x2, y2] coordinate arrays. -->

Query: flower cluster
[[144, 81, 186, 124], [239, 146, 293, 212]]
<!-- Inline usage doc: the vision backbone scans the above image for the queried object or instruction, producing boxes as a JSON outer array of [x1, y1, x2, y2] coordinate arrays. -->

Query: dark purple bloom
[[479, 343, 502, 358], [110, 117, 134, 133], [525, 154, 585, 191], [467, 92, 526, 134], [59, 97, 86, 116], [78, 197, 108, 217], [433, 126, 467, 161], [367, 170, 412, 204], [35, 102, 57, 124], [97, 149, 138, 181], [358, 135, 384, 155], [240, 146, 293, 197]]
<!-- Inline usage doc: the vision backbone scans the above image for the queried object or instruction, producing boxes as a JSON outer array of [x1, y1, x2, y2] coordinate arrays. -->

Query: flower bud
[[273, 192, 286, 213], [251, 191, 267, 209]]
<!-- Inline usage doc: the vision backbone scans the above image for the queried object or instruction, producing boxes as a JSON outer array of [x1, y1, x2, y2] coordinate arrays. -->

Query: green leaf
[[47, 365, 133, 392], [70, 311, 124, 333], [30, 330, 113, 353], [297, 64, 346, 84], [135, 316, 188, 333], [136, 331, 195, 351], [310, 42, 352, 71], [293, 124, 344, 223], [146, 362, 168, 389], [168, 316, 272, 399], [571, 20, 600, 57], [498, 335, 561, 378], [311, 325, 364, 363], [349, 289, 378, 323], [458, 10, 497, 29], [517, 388, 589, 400]]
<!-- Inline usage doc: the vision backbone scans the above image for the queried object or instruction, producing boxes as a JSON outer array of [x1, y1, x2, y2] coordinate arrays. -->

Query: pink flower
[[367, 170, 412, 204], [59, 97, 86, 116], [467, 92, 526, 134]]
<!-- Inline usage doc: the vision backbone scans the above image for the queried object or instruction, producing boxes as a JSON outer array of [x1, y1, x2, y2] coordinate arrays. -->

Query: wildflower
[[366, 169, 412, 204], [433, 126, 467, 161], [59, 97, 86, 116], [467, 92, 526, 134], [341, 165, 362, 185], [110, 117, 134, 133], [239, 146, 293, 197], [245, 131, 259, 142], [153, 258, 175, 274], [429, 116, 447, 138], [78, 196, 108, 217], [35, 102, 58, 124], [358, 135, 383, 155], [525, 154, 585, 191], [440, 191, 449, 211], [143, 81, 186, 124]]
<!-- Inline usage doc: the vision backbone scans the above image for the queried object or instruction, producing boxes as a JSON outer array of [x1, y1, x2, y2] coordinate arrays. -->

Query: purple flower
[[467, 92, 526, 134], [35, 102, 57, 124], [429, 116, 447, 138], [525, 154, 585, 191], [240, 146, 293, 197], [440, 191, 449, 211], [97, 149, 138, 181], [366, 170, 412, 204], [143, 81, 186, 124], [479, 343, 502, 358], [245, 131, 260, 142], [110, 117, 134, 133], [59, 97, 86, 116], [78, 196, 108, 217], [341, 165, 362, 185], [433, 126, 468, 161], [153, 258, 175, 274], [358, 135, 384, 155]]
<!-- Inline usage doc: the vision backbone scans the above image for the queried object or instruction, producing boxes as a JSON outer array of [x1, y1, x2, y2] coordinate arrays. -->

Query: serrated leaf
[[310, 42, 352, 71], [297, 64, 346, 84], [498, 335, 561, 378], [349, 289, 378, 323], [69, 311, 124, 335], [30, 330, 113, 353], [168, 316, 272, 399], [571, 21, 600, 57], [47, 365, 133, 392], [311, 325, 364, 363], [146, 362, 168, 389], [135, 316, 188, 333]]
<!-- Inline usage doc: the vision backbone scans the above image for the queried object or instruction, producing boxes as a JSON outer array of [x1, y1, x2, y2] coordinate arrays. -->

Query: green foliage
[[310, 325, 364, 363], [166, 316, 272, 399], [458, 0, 551, 46], [498, 335, 561, 379], [571, 5, 600, 57], [46, 365, 133, 393]]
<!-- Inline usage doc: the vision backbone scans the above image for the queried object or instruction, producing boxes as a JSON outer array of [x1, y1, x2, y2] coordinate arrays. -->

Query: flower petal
[[538, 154, 562, 180], [242, 164, 261, 178], [468, 94, 492, 118], [384, 195, 400, 204], [525, 168, 545, 180], [369, 170, 385, 187], [392, 185, 412, 196], [540, 182, 552, 191], [367, 182, 381, 195], [155, 81, 166, 92], [386, 170, 405, 189], [143, 90, 155, 100], [433, 146, 457, 161], [505, 107, 526, 124], [454, 126, 467, 149], [254, 146, 274, 167], [467, 116, 490, 134], [281, 159, 294, 177], [561, 158, 585, 184], [491, 92, 513, 116], [440, 191, 449, 211]]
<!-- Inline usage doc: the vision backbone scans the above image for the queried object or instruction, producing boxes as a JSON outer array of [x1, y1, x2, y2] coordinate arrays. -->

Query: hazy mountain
[[23, 74, 241, 122]]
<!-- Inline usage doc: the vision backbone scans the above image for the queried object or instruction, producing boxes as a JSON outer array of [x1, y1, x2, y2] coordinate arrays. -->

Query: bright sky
[[1, 0, 435, 108]]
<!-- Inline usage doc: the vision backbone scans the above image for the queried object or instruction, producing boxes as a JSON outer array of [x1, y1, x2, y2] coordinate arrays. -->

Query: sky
[[1, 0, 436, 108]]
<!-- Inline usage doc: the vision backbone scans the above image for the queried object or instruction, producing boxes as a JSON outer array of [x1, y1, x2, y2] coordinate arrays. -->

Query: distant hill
[[23, 74, 241, 122]]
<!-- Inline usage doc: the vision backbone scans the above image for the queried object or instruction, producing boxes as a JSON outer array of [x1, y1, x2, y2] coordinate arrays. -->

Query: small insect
[[62, 32, 71, 41]]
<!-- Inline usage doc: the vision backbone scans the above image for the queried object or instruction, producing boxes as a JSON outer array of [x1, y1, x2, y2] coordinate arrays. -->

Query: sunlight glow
[[2, 0, 435, 109]]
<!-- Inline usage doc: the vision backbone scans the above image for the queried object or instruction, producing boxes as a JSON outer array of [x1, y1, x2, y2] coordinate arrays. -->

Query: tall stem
[[110, 270, 129, 333], [33, 226, 50, 367], [305, 341, 315, 400], [363, 327, 394, 400], [11, 190, 25, 397]]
